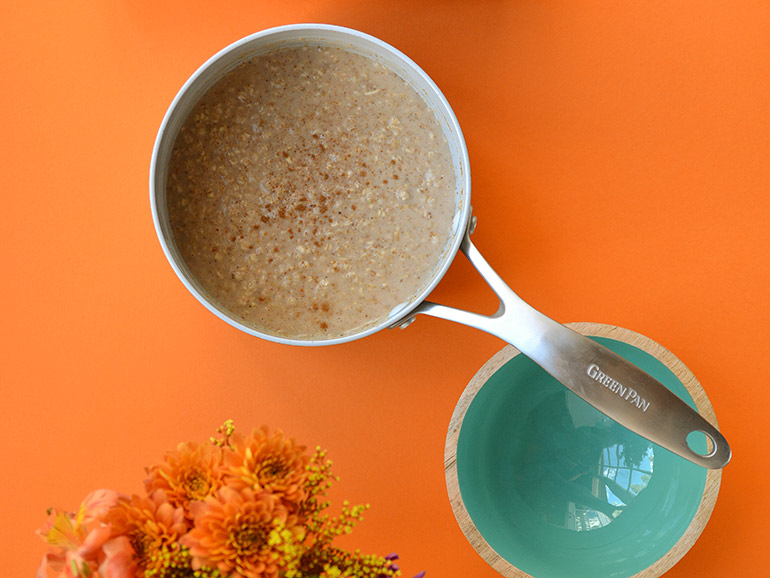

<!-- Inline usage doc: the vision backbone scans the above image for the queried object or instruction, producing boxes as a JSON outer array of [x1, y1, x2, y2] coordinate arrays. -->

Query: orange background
[[2, 1, 769, 576]]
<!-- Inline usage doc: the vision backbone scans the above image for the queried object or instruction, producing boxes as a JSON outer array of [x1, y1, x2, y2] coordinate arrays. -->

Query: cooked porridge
[[167, 45, 456, 339]]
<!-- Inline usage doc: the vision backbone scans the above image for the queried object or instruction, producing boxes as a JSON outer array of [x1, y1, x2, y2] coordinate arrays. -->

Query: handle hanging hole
[[686, 430, 717, 458]]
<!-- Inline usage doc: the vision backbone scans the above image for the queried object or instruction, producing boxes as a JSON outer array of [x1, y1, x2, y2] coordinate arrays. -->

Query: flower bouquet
[[37, 421, 423, 578]]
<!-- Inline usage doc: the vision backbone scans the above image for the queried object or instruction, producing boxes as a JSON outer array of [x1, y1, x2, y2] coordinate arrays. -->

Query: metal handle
[[402, 227, 731, 469]]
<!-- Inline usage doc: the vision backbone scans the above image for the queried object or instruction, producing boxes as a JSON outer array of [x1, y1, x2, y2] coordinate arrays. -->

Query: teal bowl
[[445, 323, 721, 578]]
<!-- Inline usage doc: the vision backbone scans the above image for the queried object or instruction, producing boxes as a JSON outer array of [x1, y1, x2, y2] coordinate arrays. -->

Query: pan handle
[[398, 224, 731, 469]]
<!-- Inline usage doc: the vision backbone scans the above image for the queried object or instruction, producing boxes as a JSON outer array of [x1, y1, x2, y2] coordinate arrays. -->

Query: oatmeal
[[167, 45, 456, 339]]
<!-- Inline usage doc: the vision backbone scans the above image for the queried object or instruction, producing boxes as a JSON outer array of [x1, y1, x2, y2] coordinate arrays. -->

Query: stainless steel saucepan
[[150, 24, 731, 469]]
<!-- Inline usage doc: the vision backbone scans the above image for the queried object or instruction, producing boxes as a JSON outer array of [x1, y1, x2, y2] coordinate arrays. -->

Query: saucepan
[[150, 24, 730, 469]]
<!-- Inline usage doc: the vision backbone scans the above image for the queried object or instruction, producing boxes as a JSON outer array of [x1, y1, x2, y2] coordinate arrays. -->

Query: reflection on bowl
[[445, 323, 722, 578]]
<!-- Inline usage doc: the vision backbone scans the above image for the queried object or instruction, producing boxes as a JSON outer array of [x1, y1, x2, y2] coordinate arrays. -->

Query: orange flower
[[225, 427, 311, 505], [182, 486, 298, 578], [144, 441, 226, 517], [97, 536, 137, 578], [105, 490, 188, 578], [36, 489, 121, 578]]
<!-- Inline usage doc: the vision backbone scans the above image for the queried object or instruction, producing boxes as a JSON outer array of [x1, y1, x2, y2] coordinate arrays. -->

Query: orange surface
[[2, 1, 769, 576]]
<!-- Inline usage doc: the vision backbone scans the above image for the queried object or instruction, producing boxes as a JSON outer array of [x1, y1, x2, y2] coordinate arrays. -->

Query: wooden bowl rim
[[444, 322, 722, 578]]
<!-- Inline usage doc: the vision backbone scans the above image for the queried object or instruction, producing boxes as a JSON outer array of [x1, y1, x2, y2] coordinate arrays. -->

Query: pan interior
[[151, 25, 470, 344]]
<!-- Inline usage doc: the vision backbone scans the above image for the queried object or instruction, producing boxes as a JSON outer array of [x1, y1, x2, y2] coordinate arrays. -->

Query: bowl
[[445, 322, 721, 578]]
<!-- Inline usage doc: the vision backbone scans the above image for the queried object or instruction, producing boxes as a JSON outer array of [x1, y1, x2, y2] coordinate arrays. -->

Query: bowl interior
[[455, 336, 708, 578]]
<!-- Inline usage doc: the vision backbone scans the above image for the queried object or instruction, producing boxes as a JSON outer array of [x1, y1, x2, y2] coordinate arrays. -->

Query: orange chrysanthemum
[[182, 486, 299, 578], [144, 441, 227, 517], [105, 490, 188, 578], [225, 427, 311, 505]]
